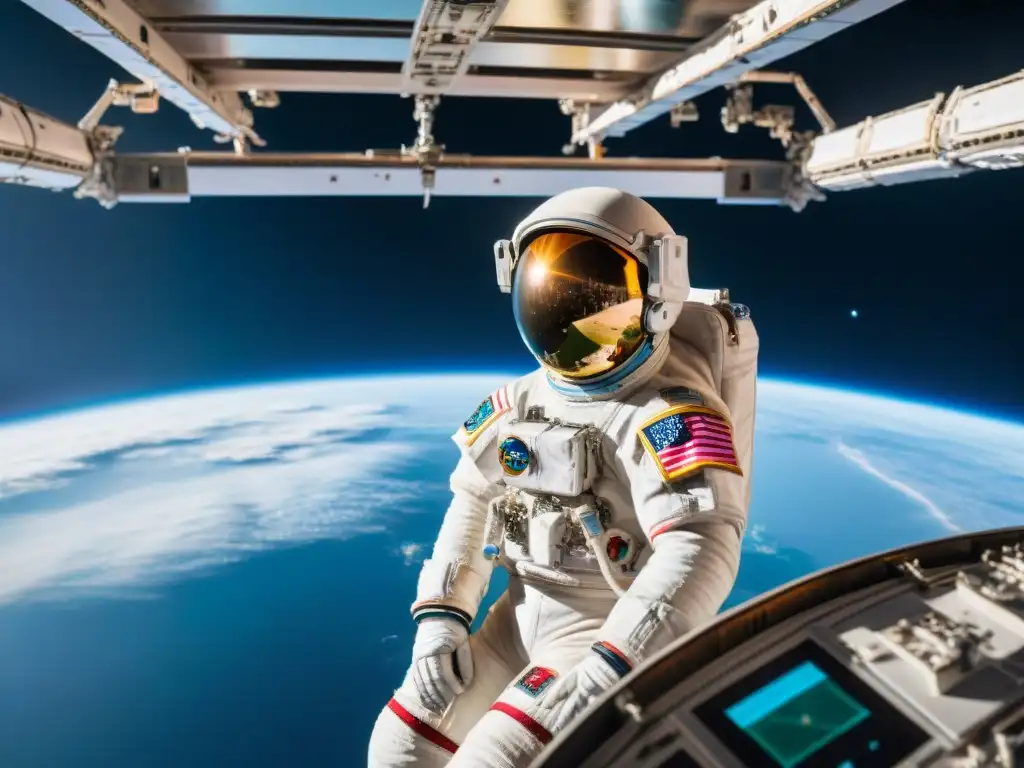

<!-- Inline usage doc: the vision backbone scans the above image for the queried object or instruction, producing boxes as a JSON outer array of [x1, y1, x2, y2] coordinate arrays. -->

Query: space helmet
[[494, 187, 691, 393]]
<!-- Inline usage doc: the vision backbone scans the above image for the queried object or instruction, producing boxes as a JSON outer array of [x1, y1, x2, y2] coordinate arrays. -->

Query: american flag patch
[[638, 406, 741, 482], [459, 386, 510, 445]]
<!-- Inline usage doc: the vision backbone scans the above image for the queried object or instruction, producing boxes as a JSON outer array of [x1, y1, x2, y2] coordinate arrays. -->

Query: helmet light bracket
[[494, 239, 515, 294], [644, 234, 690, 334], [646, 234, 690, 304]]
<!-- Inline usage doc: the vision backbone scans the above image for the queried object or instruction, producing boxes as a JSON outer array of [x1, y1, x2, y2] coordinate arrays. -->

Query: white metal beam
[[805, 69, 1024, 190], [206, 68, 632, 103], [0, 95, 94, 190], [573, 0, 910, 144], [109, 152, 794, 206], [17, 0, 257, 140], [402, 0, 511, 95]]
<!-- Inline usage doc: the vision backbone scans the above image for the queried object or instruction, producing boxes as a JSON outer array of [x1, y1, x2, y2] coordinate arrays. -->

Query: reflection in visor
[[512, 232, 650, 379]]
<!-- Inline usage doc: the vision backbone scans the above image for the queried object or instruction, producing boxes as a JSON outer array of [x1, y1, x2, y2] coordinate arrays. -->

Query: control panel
[[534, 530, 1024, 768]]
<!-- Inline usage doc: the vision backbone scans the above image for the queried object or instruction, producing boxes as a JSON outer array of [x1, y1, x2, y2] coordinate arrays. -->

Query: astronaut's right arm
[[399, 447, 502, 715], [399, 389, 510, 714], [410, 453, 499, 631]]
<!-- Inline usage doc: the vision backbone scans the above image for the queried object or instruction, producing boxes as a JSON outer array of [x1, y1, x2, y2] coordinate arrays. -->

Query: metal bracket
[[401, 95, 444, 208], [669, 101, 699, 128], [560, 100, 594, 156], [78, 78, 265, 168], [74, 153, 119, 209], [66, 82, 145, 208], [895, 557, 938, 588], [401, 0, 512, 95], [78, 79, 161, 133], [615, 690, 645, 724], [719, 72, 835, 212], [783, 130, 827, 212], [247, 90, 281, 109], [722, 71, 836, 147]]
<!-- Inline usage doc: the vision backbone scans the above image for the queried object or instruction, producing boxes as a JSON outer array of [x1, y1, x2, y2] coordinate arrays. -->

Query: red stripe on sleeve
[[387, 698, 459, 754], [649, 518, 683, 540], [489, 702, 552, 745]]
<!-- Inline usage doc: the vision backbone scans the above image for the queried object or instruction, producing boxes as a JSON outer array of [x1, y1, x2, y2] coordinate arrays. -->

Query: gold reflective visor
[[512, 231, 649, 379]]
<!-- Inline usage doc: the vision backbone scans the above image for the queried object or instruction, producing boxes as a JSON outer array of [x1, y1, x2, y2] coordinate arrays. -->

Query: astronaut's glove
[[537, 643, 630, 734], [410, 617, 474, 716]]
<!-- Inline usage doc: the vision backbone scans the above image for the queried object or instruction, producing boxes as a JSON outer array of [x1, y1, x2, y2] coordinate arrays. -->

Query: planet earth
[[0, 374, 1021, 767]]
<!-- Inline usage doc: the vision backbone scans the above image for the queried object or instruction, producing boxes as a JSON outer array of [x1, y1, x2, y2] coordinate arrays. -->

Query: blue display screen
[[696, 641, 929, 768], [724, 661, 870, 768]]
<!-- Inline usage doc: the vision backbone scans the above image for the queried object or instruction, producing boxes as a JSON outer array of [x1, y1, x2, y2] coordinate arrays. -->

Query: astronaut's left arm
[[598, 460, 746, 671], [590, 402, 749, 680]]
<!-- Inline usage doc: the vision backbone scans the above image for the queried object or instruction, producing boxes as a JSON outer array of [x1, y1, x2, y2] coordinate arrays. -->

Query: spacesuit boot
[[368, 187, 759, 768]]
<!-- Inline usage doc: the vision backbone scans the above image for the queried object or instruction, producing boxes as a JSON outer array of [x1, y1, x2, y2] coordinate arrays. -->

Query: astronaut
[[368, 187, 759, 768]]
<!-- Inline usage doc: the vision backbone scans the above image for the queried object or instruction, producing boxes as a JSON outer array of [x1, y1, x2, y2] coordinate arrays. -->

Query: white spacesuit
[[368, 187, 759, 768]]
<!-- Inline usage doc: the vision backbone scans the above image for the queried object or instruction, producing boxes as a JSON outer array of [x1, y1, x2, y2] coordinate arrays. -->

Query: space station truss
[[2, 0, 1023, 211], [805, 71, 1024, 189]]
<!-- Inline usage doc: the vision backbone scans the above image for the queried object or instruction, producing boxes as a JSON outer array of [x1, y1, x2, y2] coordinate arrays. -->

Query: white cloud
[[0, 396, 396, 501], [0, 442, 421, 605], [836, 441, 960, 532], [758, 381, 1024, 533], [0, 376, 512, 606], [745, 523, 776, 555], [0, 375, 511, 503], [398, 542, 426, 566]]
